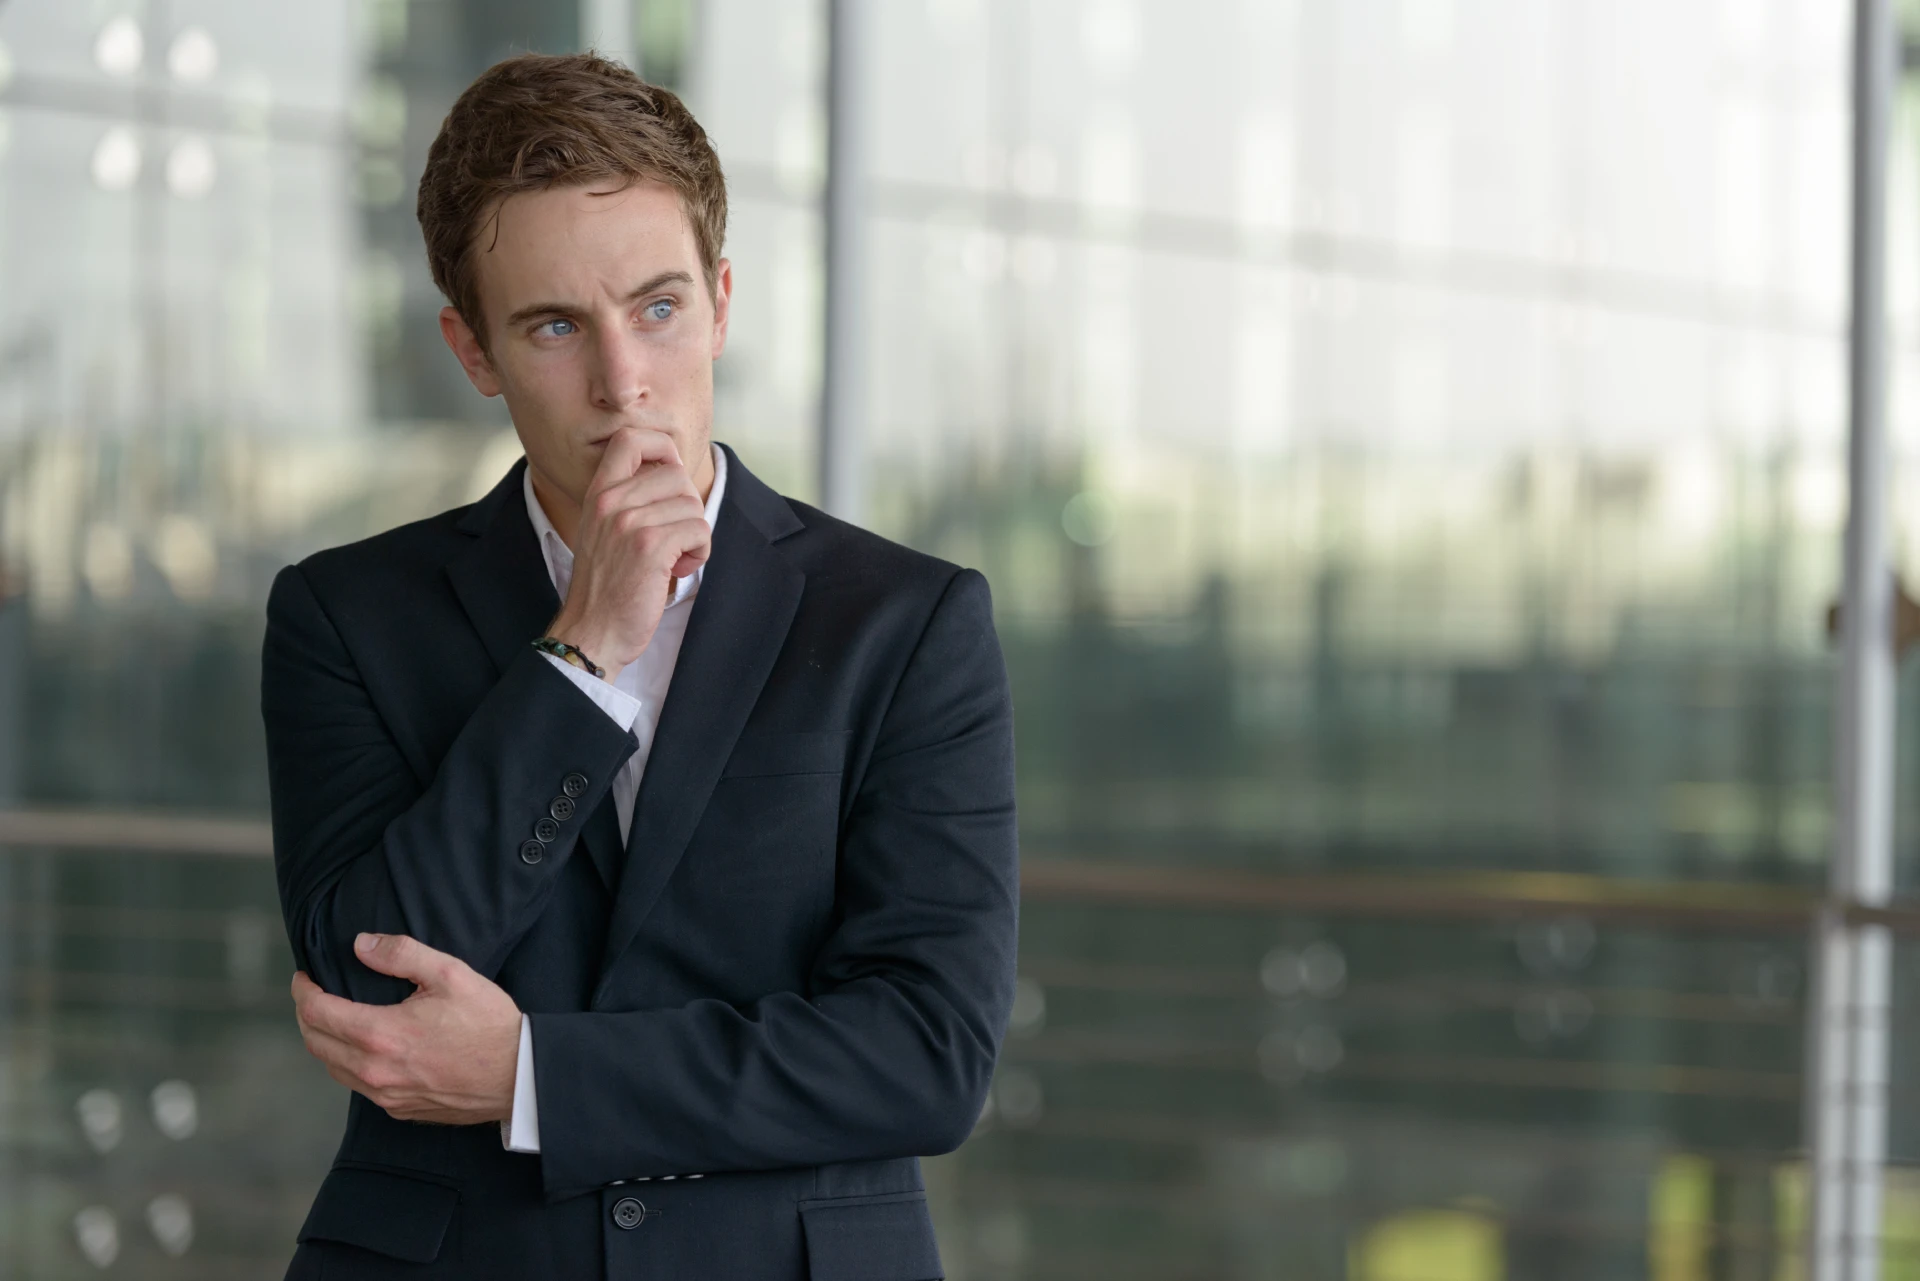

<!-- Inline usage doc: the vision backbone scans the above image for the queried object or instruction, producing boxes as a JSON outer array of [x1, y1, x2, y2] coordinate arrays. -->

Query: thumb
[[353, 933, 454, 988]]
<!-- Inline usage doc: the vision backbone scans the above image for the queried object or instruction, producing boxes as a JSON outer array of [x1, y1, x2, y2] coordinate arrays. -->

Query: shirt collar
[[523, 442, 728, 609]]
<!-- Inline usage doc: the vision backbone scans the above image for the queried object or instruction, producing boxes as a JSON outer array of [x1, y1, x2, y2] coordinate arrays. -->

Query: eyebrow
[[503, 270, 695, 328]]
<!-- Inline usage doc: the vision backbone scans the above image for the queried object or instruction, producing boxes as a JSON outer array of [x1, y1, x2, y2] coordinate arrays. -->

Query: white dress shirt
[[501, 443, 728, 1153]]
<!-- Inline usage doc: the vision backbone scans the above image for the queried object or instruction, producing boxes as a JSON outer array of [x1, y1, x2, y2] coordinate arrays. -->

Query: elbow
[[284, 895, 340, 993], [290, 906, 356, 999], [287, 882, 411, 1005], [918, 1028, 999, 1156], [922, 1095, 986, 1158]]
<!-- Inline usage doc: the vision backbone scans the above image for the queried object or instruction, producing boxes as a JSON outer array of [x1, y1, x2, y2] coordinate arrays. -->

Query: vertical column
[[820, 0, 868, 524], [580, 0, 636, 68], [1807, 2, 1897, 1279], [0, 584, 15, 1277]]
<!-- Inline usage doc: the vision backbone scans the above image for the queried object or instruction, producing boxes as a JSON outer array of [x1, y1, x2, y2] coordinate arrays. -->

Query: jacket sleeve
[[527, 569, 1019, 1197], [261, 562, 638, 1005]]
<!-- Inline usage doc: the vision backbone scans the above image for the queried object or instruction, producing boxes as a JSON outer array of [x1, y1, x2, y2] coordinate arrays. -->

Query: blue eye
[[536, 318, 578, 338], [646, 299, 675, 322]]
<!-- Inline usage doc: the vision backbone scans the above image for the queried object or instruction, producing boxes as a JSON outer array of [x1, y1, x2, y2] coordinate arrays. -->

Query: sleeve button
[[534, 817, 561, 843], [518, 839, 546, 865], [562, 773, 589, 799], [549, 796, 576, 822]]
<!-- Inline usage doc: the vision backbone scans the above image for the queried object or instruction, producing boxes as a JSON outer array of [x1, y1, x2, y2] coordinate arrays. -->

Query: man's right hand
[[546, 427, 711, 674]]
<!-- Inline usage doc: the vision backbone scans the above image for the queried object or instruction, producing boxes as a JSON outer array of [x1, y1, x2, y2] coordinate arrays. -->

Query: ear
[[708, 258, 733, 361], [439, 306, 502, 397]]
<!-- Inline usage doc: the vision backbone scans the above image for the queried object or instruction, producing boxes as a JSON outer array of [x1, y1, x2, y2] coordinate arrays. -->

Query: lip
[[588, 427, 674, 449]]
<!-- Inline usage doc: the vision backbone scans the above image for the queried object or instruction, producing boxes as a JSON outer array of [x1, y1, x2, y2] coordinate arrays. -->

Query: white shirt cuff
[[540, 652, 642, 730], [500, 1013, 541, 1153]]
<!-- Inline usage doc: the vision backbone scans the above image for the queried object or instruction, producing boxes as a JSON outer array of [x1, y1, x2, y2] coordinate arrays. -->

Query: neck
[[531, 444, 715, 550]]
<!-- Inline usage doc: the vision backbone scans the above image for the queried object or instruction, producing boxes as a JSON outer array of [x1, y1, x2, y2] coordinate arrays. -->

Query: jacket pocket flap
[[799, 1193, 943, 1281], [297, 1165, 458, 1263], [721, 730, 849, 779]]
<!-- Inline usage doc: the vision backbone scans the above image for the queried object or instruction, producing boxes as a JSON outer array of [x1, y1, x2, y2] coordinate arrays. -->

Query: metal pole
[[1808, 2, 1897, 1278], [820, 0, 867, 523]]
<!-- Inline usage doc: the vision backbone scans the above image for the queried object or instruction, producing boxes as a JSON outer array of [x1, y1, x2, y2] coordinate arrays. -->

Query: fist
[[548, 427, 712, 671]]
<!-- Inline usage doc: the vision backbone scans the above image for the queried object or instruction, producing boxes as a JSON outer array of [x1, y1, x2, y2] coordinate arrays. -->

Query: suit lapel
[[446, 459, 561, 676], [575, 793, 624, 893], [446, 457, 620, 891], [595, 449, 806, 991]]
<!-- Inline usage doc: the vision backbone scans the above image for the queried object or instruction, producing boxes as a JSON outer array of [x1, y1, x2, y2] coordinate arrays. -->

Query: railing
[[4, 808, 1917, 1278]]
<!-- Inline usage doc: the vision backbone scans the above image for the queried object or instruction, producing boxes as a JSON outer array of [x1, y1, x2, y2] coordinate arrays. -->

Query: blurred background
[[3, 0, 1920, 1277]]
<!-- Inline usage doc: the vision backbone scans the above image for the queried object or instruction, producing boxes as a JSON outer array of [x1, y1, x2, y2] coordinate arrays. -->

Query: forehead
[[474, 180, 698, 313]]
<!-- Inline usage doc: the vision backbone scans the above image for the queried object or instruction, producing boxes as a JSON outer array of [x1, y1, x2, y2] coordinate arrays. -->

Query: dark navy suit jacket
[[260, 445, 1018, 1280]]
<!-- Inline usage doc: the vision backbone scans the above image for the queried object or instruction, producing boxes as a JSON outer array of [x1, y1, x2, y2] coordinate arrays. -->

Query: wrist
[[544, 613, 623, 677], [532, 636, 607, 680]]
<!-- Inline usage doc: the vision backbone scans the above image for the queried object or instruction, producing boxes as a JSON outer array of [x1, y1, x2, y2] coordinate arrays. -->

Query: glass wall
[[849, 5, 1869, 1276], [2, 1, 1917, 1277]]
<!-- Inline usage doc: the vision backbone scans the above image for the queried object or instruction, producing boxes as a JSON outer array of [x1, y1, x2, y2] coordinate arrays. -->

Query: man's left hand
[[291, 933, 521, 1125]]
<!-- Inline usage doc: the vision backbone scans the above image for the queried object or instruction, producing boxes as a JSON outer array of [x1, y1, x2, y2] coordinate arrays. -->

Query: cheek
[[496, 367, 592, 474], [642, 333, 713, 404], [496, 357, 583, 436], [505, 351, 582, 405]]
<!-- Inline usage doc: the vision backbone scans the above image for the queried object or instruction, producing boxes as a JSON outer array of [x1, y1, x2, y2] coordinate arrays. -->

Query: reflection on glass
[[3, 1, 1918, 1277]]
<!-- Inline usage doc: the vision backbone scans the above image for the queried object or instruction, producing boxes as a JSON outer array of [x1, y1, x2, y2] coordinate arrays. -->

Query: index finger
[[294, 983, 390, 1048], [589, 427, 683, 495], [291, 969, 321, 1004]]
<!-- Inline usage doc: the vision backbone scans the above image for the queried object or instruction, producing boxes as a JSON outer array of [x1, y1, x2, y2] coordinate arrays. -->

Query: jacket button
[[611, 1197, 645, 1230], [518, 839, 545, 865], [562, 772, 589, 799], [549, 796, 576, 822], [534, 817, 561, 843]]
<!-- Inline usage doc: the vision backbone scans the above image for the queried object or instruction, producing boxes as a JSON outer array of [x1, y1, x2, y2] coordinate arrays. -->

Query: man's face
[[439, 180, 731, 507]]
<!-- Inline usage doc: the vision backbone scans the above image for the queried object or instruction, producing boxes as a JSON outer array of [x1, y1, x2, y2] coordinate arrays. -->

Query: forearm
[[528, 982, 997, 1197], [279, 653, 633, 998], [266, 560, 638, 1002], [367, 652, 634, 973]]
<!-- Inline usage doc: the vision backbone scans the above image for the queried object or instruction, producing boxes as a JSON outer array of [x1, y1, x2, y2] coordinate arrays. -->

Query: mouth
[[585, 424, 681, 454]]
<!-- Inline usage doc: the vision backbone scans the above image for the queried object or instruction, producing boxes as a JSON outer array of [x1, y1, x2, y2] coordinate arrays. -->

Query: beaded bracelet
[[531, 636, 606, 679]]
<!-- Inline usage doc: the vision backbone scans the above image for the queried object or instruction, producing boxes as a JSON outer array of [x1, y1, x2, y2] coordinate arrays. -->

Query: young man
[[261, 53, 1017, 1281]]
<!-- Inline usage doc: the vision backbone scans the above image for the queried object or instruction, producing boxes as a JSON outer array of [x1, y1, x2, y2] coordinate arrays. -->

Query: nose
[[587, 324, 649, 415]]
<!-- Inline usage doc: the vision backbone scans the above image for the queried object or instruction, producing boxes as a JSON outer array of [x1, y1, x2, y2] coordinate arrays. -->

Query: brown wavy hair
[[417, 52, 728, 353]]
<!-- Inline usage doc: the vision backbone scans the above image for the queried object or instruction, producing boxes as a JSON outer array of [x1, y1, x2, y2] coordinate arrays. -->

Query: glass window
[[3, 2, 1915, 1277]]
